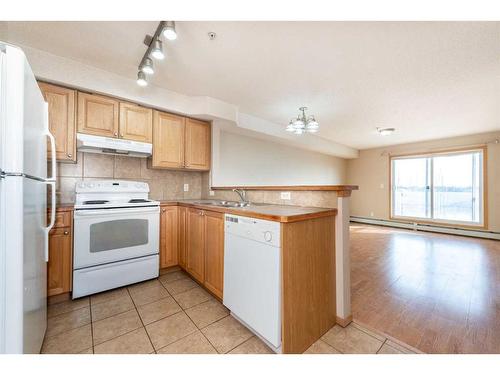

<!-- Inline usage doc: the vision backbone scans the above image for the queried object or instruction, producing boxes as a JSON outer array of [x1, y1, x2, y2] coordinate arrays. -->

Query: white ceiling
[[3, 21, 499, 149]]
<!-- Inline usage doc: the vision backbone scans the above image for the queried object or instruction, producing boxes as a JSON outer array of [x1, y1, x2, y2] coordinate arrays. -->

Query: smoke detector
[[208, 32, 217, 40]]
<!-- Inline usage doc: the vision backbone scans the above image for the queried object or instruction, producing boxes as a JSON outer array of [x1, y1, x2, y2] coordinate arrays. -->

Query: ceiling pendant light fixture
[[163, 21, 178, 40], [286, 107, 320, 135], [136, 71, 148, 87], [136, 21, 178, 86], [140, 57, 154, 75]]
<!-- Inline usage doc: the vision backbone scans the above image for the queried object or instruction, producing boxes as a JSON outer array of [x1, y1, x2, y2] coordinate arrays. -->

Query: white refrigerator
[[0, 42, 56, 353]]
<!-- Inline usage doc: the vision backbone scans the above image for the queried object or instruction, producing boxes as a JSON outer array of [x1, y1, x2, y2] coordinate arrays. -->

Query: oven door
[[73, 206, 159, 269]]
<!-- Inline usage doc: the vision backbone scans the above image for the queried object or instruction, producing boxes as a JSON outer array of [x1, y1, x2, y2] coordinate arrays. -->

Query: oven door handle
[[74, 206, 160, 217]]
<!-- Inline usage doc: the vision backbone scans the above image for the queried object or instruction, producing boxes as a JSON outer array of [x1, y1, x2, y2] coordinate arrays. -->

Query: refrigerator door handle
[[44, 105, 57, 261]]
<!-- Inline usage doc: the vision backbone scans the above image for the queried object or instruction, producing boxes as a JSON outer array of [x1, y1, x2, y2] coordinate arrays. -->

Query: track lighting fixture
[[163, 21, 177, 40], [136, 21, 178, 86]]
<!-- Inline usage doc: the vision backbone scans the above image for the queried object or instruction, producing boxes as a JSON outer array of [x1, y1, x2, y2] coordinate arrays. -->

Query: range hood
[[76, 133, 152, 158]]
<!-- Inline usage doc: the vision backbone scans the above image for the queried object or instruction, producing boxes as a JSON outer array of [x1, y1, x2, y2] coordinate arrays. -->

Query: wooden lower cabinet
[[178, 207, 187, 268], [159, 206, 179, 268], [186, 208, 205, 283], [203, 211, 224, 298], [47, 222, 73, 297], [183, 207, 224, 298]]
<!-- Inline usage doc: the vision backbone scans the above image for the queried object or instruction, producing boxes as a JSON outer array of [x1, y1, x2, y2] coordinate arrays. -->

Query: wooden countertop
[[160, 200, 337, 223], [210, 184, 359, 192], [54, 200, 336, 223]]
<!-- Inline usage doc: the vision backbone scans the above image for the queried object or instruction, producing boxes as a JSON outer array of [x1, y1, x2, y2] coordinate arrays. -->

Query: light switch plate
[[380, 183, 384, 189], [281, 192, 291, 200], [183, 184, 189, 192], [209, 190, 215, 196]]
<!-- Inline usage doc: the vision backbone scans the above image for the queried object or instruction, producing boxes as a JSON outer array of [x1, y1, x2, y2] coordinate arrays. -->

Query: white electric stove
[[72, 180, 160, 298]]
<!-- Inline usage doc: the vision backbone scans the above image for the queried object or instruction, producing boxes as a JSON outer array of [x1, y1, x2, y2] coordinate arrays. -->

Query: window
[[391, 148, 485, 227]]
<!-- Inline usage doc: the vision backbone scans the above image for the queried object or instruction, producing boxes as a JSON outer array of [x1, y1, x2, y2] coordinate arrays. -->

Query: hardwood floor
[[350, 223, 500, 354]]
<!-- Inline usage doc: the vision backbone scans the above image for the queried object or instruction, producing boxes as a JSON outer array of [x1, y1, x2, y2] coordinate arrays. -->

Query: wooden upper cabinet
[[152, 111, 185, 169], [185, 118, 211, 170], [203, 211, 224, 299], [178, 207, 187, 269], [186, 208, 205, 283], [160, 206, 179, 268], [119, 102, 153, 143], [77, 92, 119, 138], [38, 82, 76, 163]]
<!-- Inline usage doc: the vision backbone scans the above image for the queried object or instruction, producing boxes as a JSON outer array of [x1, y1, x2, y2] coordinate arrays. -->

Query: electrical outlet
[[380, 183, 384, 189], [183, 184, 189, 192], [281, 192, 291, 200], [209, 190, 215, 196], [370, 212, 374, 217]]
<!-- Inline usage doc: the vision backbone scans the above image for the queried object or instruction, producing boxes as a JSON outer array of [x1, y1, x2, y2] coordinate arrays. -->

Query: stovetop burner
[[128, 199, 150, 203], [83, 200, 109, 205]]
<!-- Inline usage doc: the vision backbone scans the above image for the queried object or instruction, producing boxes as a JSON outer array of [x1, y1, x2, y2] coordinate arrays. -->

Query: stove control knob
[[263, 231, 273, 242]]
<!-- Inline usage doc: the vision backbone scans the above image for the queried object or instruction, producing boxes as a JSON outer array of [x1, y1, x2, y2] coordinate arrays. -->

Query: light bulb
[[294, 128, 304, 135], [286, 121, 295, 132], [140, 57, 154, 75], [163, 21, 177, 40], [293, 118, 305, 129], [151, 39, 164, 60], [136, 71, 148, 86]]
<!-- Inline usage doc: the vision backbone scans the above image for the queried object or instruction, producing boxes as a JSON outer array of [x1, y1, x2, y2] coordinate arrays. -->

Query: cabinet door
[[77, 92, 119, 138], [160, 206, 179, 268], [119, 102, 153, 143], [38, 82, 76, 163], [185, 118, 211, 170], [151, 111, 185, 169], [178, 206, 187, 269], [47, 228, 73, 297], [204, 211, 224, 299], [186, 208, 205, 283]]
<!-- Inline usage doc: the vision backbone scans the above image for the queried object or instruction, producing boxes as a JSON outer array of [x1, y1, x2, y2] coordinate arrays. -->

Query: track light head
[[136, 71, 148, 86], [140, 57, 154, 75], [151, 39, 164, 60], [163, 21, 177, 40]]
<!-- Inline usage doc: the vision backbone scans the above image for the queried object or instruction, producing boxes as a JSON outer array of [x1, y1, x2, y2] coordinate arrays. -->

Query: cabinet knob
[[114, 132, 118, 136], [67, 153, 72, 158], [64, 231, 69, 235], [162, 208, 166, 212]]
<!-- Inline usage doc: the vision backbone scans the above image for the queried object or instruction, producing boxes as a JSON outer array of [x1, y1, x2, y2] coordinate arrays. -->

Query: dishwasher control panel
[[224, 214, 281, 247]]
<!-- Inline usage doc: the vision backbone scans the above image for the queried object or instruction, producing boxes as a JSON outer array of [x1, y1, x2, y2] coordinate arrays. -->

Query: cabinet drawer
[[49, 210, 72, 229]]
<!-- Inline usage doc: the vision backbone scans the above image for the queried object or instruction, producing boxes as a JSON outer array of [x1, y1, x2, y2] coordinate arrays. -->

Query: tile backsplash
[[200, 173, 338, 209], [55, 152, 202, 204]]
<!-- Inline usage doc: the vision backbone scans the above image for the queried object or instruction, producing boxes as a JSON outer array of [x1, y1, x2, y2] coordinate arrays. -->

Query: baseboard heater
[[350, 216, 500, 241]]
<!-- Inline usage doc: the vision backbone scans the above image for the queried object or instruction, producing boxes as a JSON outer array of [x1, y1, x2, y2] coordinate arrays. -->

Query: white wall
[[211, 130, 347, 187]]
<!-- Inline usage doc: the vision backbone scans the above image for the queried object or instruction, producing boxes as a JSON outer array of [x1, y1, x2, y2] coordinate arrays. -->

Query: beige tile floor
[[42, 270, 421, 354]]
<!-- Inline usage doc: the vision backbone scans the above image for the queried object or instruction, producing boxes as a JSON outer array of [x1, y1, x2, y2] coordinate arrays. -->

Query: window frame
[[389, 146, 488, 229]]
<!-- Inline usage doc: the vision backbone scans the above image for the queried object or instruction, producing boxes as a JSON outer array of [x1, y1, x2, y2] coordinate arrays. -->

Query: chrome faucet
[[232, 189, 249, 205]]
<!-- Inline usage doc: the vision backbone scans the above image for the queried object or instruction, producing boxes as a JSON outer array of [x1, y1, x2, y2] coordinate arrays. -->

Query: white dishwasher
[[223, 214, 281, 353]]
